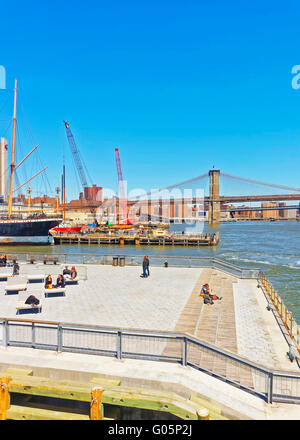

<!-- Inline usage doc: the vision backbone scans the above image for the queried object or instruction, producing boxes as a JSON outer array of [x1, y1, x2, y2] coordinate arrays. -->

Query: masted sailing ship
[[0, 79, 61, 244]]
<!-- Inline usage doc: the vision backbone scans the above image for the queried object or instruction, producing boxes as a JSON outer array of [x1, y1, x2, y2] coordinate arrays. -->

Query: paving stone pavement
[[233, 279, 282, 369], [0, 264, 202, 332]]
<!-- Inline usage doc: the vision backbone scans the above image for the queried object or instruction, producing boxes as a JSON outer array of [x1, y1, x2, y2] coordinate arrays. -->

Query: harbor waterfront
[[1, 221, 299, 322], [1, 253, 300, 419]]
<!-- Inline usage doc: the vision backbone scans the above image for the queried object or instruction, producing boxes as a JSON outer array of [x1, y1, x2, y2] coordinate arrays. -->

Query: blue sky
[[0, 0, 300, 201]]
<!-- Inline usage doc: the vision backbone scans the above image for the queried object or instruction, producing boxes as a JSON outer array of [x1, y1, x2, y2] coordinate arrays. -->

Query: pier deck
[[0, 262, 297, 372], [0, 261, 299, 420], [51, 232, 219, 247]]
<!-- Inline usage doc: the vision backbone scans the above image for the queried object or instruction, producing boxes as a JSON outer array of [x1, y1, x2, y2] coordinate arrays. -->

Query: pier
[[50, 232, 219, 247], [0, 255, 300, 419]]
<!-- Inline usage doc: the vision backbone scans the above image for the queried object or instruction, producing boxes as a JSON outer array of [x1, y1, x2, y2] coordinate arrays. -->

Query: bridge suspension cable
[[220, 172, 300, 193], [137, 173, 209, 200]]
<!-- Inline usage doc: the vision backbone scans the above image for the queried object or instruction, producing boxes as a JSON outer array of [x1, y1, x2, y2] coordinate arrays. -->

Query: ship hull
[[0, 218, 61, 244]]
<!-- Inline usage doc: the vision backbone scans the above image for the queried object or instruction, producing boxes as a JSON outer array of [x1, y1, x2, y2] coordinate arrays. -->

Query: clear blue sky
[[0, 0, 300, 201]]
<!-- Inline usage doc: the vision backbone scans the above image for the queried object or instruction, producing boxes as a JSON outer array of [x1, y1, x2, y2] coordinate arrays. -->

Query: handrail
[[259, 272, 300, 353], [1, 316, 300, 404], [0, 253, 261, 279]]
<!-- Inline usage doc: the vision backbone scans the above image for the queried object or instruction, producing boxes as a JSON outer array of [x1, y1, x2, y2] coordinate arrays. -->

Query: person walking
[[141, 256, 148, 278], [145, 256, 150, 277]]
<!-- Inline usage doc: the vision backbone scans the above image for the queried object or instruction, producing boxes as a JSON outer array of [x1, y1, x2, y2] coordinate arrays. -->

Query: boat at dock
[[0, 79, 61, 244], [50, 229, 219, 246]]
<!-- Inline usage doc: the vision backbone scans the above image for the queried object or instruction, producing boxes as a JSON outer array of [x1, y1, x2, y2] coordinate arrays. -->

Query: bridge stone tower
[[208, 169, 220, 225]]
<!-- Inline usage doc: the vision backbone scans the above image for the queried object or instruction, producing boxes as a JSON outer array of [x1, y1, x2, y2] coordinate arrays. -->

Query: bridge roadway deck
[[0, 262, 297, 373]]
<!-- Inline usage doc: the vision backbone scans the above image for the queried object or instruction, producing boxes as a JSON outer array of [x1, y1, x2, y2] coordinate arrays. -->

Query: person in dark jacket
[[13, 260, 19, 276], [25, 295, 40, 306], [56, 274, 65, 288], [63, 266, 71, 279], [145, 256, 150, 277], [141, 256, 148, 278]]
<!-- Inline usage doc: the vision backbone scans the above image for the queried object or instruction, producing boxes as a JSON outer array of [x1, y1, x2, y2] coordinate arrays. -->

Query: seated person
[[70, 266, 77, 280], [0, 254, 6, 267], [25, 295, 40, 307], [203, 292, 214, 305], [56, 274, 65, 288], [45, 275, 53, 289], [12, 260, 19, 276], [200, 283, 222, 301], [63, 266, 71, 279], [200, 283, 210, 297]]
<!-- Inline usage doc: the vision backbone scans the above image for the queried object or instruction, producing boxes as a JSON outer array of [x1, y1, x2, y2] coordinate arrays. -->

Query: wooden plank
[[90, 377, 120, 387], [101, 389, 201, 420], [7, 375, 204, 420], [7, 405, 90, 420], [9, 376, 93, 402], [2, 368, 33, 376]]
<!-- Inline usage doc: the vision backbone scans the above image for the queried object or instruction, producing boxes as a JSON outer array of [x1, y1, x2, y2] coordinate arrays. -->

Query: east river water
[[1, 221, 299, 322]]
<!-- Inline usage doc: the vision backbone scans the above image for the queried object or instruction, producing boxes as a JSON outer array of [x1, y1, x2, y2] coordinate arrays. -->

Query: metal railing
[[259, 272, 300, 353], [0, 318, 300, 404], [1, 252, 260, 279]]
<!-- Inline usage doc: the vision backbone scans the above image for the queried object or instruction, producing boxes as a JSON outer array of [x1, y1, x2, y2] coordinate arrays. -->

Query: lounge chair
[[44, 287, 66, 297], [5, 276, 27, 295], [16, 290, 42, 315], [27, 274, 45, 284]]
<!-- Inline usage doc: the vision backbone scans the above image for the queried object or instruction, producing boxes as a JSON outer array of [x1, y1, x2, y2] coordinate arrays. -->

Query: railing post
[[267, 372, 273, 404], [117, 331, 122, 360], [182, 337, 187, 366], [3, 320, 8, 347], [57, 325, 63, 352], [32, 322, 36, 348]]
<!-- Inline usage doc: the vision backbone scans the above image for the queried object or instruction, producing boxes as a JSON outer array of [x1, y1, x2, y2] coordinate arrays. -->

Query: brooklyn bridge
[[96, 169, 300, 225]]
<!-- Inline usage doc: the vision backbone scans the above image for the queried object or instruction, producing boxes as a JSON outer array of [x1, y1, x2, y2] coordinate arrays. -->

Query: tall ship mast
[[0, 79, 62, 244]]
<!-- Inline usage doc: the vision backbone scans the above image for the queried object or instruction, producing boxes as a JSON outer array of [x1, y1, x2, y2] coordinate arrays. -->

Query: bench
[[27, 274, 45, 284], [16, 291, 42, 315], [27, 256, 36, 264], [45, 287, 66, 297], [0, 272, 13, 282], [43, 256, 59, 265], [7, 255, 17, 265], [64, 277, 79, 285], [5, 276, 27, 295]]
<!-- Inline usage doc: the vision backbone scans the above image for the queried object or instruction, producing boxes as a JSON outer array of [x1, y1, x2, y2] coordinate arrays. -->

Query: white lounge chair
[[16, 291, 42, 315], [0, 272, 13, 282], [44, 287, 66, 297], [5, 276, 27, 295], [27, 274, 45, 284]]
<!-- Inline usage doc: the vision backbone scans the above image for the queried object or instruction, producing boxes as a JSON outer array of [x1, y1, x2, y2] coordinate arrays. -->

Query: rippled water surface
[[1, 221, 299, 321]]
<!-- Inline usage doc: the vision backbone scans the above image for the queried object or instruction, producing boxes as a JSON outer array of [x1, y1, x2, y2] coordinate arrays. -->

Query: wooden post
[[0, 377, 11, 420], [197, 408, 210, 420], [290, 316, 293, 339], [90, 387, 104, 420], [285, 307, 287, 328]]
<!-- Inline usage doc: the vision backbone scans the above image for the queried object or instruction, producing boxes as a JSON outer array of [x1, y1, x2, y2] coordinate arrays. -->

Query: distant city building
[[84, 185, 103, 203], [278, 202, 287, 218], [261, 202, 279, 219], [0, 138, 8, 202]]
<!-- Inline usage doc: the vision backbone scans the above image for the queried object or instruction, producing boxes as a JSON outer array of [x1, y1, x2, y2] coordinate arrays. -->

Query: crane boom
[[64, 121, 88, 190], [115, 148, 128, 224]]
